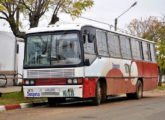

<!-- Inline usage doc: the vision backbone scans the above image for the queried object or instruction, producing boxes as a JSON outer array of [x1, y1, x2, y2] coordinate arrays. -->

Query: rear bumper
[[23, 85, 83, 98]]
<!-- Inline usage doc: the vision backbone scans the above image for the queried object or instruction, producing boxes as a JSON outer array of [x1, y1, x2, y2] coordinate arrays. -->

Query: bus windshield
[[24, 32, 81, 67]]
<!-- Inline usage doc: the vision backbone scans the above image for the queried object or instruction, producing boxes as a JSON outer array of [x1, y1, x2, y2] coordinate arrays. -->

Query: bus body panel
[[83, 78, 97, 98], [141, 62, 158, 91], [84, 57, 158, 95], [23, 58, 158, 98], [23, 85, 83, 98], [23, 67, 84, 79], [85, 57, 111, 77], [23, 77, 98, 99]]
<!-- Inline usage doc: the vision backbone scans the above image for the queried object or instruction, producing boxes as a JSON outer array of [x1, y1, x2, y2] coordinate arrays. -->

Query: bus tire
[[48, 98, 66, 106], [101, 82, 107, 102], [92, 81, 102, 106], [135, 80, 143, 99], [48, 98, 55, 106], [126, 93, 135, 99]]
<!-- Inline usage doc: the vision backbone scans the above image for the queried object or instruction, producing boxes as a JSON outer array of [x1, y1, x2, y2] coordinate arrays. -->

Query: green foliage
[[0, 0, 25, 37], [11, 0, 93, 21], [63, 0, 94, 18], [156, 82, 165, 90], [127, 16, 165, 84], [156, 34, 165, 71], [0, 0, 94, 37], [0, 5, 6, 11]]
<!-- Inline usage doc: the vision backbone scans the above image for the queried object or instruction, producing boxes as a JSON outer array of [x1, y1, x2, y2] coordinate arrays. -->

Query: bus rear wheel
[[126, 80, 143, 99], [126, 93, 135, 99], [135, 80, 143, 99], [92, 81, 102, 106]]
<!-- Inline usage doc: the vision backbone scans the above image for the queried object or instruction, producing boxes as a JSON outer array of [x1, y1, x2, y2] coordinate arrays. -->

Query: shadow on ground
[[44, 95, 159, 108]]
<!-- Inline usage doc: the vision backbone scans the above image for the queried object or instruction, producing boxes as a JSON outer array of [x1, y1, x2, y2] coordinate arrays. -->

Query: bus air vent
[[27, 69, 75, 78]]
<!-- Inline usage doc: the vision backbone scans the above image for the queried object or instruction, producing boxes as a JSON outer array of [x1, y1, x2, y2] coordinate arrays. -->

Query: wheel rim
[[98, 85, 102, 103]]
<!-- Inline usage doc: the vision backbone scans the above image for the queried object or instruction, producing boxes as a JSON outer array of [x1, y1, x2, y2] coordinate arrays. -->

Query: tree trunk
[[158, 72, 163, 86], [29, 14, 40, 28], [8, 16, 25, 38], [16, 8, 20, 25], [49, 15, 59, 25]]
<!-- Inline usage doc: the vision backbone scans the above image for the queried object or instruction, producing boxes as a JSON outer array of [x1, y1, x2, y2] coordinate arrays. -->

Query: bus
[[23, 24, 158, 106]]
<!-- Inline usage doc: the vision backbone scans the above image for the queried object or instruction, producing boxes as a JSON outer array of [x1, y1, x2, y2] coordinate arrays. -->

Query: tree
[[156, 25, 165, 86], [0, 0, 94, 38], [49, 0, 94, 25], [127, 16, 163, 40], [0, 0, 25, 38], [21, 0, 52, 28], [127, 16, 165, 86]]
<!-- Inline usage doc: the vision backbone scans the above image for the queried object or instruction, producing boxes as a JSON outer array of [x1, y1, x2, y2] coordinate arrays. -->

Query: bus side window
[[83, 33, 95, 54], [139, 41, 144, 60], [96, 30, 109, 57], [82, 27, 96, 64], [150, 43, 156, 63], [147, 43, 152, 61], [119, 35, 132, 59], [107, 32, 121, 58], [142, 41, 150, 61], [131, 38, 141, 60]]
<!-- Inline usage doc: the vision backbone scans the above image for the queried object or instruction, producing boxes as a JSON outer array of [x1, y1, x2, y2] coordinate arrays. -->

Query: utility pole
[[114, 1, 137, 31]]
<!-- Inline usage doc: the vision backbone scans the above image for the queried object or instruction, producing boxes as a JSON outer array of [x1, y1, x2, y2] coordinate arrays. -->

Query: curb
[[0, 102, 47, 112]]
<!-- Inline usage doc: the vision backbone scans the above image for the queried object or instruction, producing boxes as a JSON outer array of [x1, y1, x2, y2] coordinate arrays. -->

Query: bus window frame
[[81, 26, 97, 65], [119, 35, 132, 60], [96, 29, 109, 57], [147, 43, 152, 61], [24, 30, 84, 69], [81, 26, 157, 63], [150, 43, 157, 63], [107, 32, 121, 59], [139, 41, 144, 61], [142, 41, 151, 62], [131, 38, 142, 61]]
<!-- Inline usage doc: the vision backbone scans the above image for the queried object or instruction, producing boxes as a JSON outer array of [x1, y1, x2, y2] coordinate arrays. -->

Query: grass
[[0, 92, 46, 106], [156, 83, 165, 91]]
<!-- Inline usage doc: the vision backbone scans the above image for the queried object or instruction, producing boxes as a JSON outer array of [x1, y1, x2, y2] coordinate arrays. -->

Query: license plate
[[41, 92, 59, 96]]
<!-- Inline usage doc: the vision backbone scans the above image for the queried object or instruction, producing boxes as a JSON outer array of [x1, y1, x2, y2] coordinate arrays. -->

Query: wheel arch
[[97, 77, 107, 101], [97, 77, 107, 91]]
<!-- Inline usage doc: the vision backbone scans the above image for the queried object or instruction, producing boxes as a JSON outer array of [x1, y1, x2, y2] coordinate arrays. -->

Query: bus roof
[[26, 24, 83, 34], [26, 23, 154, 43]]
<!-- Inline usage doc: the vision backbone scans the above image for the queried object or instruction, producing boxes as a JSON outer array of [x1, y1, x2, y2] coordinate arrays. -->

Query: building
[[0, 31, 24, 85]]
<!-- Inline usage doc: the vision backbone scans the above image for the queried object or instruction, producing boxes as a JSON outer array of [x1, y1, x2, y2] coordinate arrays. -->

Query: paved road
[[0, 91, 165, 120]]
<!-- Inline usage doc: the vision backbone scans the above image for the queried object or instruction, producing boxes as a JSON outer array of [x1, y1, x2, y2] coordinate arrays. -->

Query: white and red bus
[[23, 24, 158, 106]]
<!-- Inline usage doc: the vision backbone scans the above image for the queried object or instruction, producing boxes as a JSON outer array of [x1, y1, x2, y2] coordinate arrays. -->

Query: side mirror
[[88, 34, 95, 43], [84, 59, 90, 66]]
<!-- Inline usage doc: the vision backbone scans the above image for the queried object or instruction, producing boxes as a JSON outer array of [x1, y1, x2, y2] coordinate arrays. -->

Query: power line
[[79, 16, 113, 30], [79, 16, 129, 33], [62, 13, 128, 32]]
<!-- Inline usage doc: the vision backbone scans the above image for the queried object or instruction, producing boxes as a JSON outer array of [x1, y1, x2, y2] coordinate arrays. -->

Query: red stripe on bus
[[35, 78, 66, 85]]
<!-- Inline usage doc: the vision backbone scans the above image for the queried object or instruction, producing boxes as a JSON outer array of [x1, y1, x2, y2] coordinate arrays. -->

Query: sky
[[0, 0, 165, 32]]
